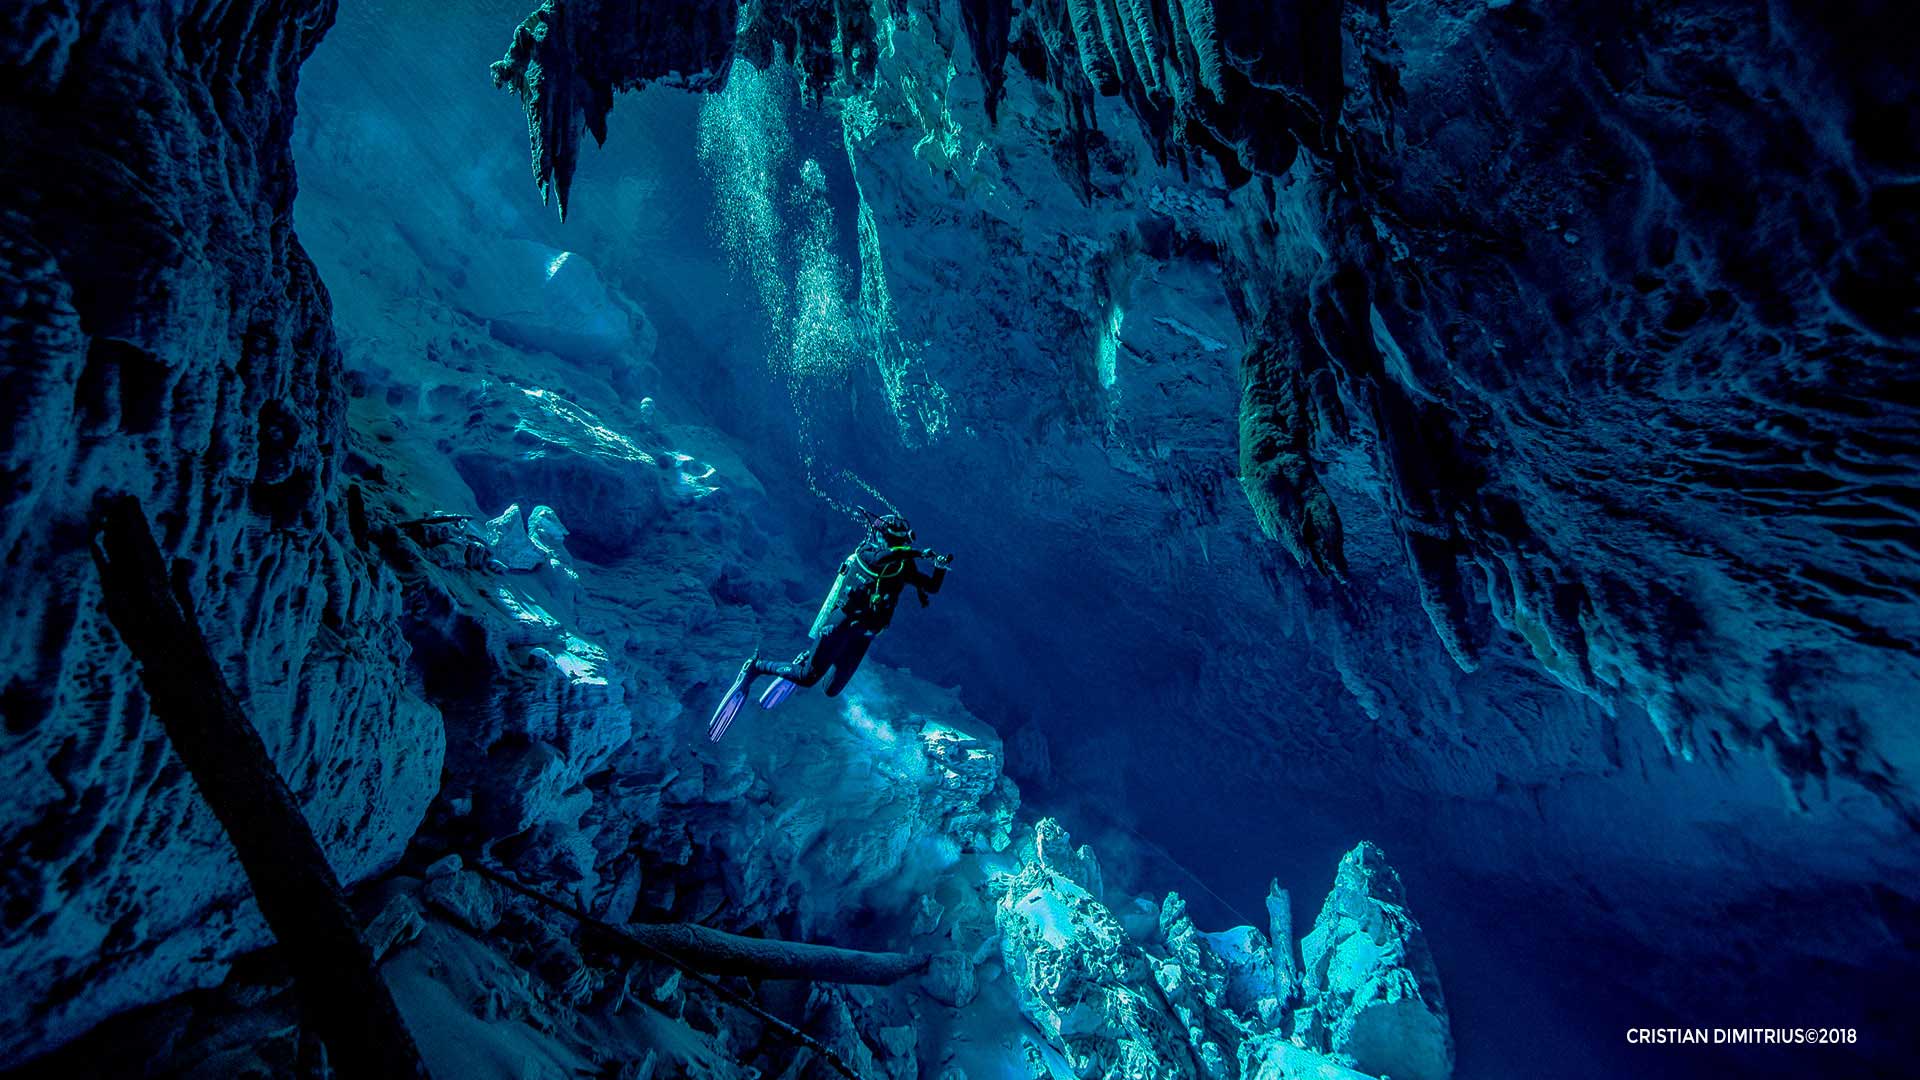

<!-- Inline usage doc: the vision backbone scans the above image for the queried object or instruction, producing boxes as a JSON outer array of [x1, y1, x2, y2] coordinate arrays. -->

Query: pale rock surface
[[991, 824, 1448, 1080], [1238, 1036, 1387, 1080], [997, 819, 1246, 1080], [923, 950, 978, 1008], [1157, 891, 1241, 1075], [475, 502, 573, 573], [1299, 844, 1453, 1080], [1202, 925, 1286, 1030]]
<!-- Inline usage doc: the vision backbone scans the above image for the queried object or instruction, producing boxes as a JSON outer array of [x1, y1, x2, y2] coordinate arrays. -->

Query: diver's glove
[[924, 550, 953, 568]]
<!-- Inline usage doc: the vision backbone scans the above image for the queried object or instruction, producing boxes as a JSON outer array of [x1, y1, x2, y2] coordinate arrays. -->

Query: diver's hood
[[859, 507, 915, 545], [876, 514, 915, 544]]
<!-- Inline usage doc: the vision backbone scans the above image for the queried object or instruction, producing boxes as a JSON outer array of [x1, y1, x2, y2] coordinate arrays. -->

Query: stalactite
[[1238, 303, 1347, 581], [1114, 0, 1164, 96], [1063, 0, 1120, 92], [1089, 0, 1141, 101], [958, 0, 1013, 121], [1170, 0, 1222, 99]]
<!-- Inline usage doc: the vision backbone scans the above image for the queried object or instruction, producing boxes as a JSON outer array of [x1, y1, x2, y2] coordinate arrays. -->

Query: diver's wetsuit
[[750, 538, 946, 696]]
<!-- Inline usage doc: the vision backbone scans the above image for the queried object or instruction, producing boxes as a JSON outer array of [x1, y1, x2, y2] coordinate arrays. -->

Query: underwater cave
[[2, 0, 1918, 1078]]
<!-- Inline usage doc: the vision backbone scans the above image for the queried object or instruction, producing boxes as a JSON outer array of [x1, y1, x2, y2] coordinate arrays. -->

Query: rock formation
[[994, 821, 1449, 1080], [1298, 843, 1451, 1080]]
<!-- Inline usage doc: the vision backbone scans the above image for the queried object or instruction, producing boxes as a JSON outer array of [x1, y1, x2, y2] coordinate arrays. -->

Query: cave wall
[[0, 2, 441, 1062], [1319, 0, 1920, 801]]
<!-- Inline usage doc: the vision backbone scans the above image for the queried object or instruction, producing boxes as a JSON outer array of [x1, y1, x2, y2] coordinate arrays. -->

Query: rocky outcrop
[[474, 503, 573, 573], [0, 2, 442, 1062], [994, 821, 1447, 1080], [997, 832, 1196, 1076], [1298, 843, 1451, 1080]]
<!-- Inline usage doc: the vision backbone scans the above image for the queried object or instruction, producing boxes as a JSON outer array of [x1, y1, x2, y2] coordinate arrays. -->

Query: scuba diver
[[709, 509, 953, 740]]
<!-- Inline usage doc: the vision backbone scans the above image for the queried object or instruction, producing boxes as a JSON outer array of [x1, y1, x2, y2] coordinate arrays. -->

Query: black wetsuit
[[751, 538, 947, 696]]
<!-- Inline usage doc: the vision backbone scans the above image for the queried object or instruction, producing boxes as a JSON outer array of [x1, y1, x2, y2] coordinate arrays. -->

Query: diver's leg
[[756, 622, 853, 689], [755, 644, 819, 709], [822, 632, 873, 697], [750, 652, 810, 685], [716, 640, 821, 739], [760, 649, 828, 688]]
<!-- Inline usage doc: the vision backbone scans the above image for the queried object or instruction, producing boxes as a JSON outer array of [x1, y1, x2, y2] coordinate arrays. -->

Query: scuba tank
[[807, 541, 917, 638], [808, 556, 862, 639], [808, 508, 921, 639]]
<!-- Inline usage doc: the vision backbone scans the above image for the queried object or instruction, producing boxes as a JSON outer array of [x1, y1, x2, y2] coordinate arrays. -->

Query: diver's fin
[[707, 660, 755, 742], [758, 677, 798, 710]]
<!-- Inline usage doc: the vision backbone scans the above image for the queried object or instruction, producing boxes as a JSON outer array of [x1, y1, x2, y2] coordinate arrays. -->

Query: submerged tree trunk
[[472, 862, 923, 1079], [471, 861, 931, 985], [91, 495, 429, 1079], [622, 922, 930, 984]]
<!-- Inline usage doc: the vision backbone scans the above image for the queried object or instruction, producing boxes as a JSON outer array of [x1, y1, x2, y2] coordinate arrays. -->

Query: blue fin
[[708, 661, 754, 742], [759, 678, 798, 710]]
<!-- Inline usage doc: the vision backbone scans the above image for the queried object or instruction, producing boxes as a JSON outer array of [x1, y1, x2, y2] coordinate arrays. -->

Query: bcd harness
[[808, 544, 917, 639]]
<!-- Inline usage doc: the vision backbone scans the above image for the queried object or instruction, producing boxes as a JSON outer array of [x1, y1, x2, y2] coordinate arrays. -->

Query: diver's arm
[[873, 545, 950, 572], [904, 556, 948, 596]]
